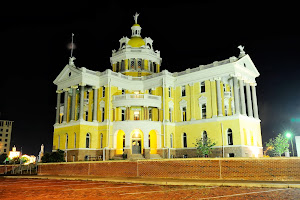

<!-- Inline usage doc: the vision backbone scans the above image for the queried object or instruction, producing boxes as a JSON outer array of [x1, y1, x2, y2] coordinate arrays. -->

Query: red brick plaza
[[0, 178, 299, 200]]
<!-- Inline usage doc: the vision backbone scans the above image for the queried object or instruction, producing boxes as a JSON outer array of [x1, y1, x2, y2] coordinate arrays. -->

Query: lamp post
[[286, 132, 295, 157]]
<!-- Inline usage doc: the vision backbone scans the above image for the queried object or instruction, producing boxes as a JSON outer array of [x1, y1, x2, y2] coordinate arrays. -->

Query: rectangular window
[[4, 149, 6, 153], [169, 108, 172, 122], [149, 89, 152, 95], [102, 86, 105, 97], [5, 139, 7, 142], [122, 89, 125, 95], [85, 111, 88, 121], [202, 104, 207, 119], [168, 87, 171, 97], [201, 81, 205, 93], [5, 134, 8, 137], [121, 109, 125, 121], [6, 129, 9, 132], [229, 153, 234, 157], [102, 107, 105, 122], [0, 134, 2, 137], [130, 59, 135, 69], [149, 109, 152, 121], [181, 85, 186, 96], [182, 107, 187, 121], [134, 111, 140, 120]]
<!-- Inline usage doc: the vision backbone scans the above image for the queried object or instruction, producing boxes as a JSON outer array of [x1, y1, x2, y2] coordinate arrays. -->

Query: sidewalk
[[4, 175, 300, 188]]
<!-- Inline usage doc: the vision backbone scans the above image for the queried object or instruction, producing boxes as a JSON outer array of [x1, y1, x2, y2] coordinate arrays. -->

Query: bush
[[0, 153, 7, 164], [41, 149, 65, 163]]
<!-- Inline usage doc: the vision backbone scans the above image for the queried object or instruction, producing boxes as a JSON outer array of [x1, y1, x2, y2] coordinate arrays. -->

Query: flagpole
[[71, 33, 74, 57]]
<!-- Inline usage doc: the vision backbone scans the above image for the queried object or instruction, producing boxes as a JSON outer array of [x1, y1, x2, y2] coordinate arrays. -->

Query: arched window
[[100, 133, 103, 148], [74, 133, 76, 148], [203, 131, 207, 145], [227, 129, 233, 145], [65, 133, 68, 149], [183, 133, 187, 148], [148, 134, 151, 148], [170, 133, 173, 148], [123, 134, 125, 148], [86, 133, 90, 148]]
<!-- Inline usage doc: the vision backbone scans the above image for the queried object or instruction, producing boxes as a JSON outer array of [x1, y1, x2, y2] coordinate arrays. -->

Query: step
[[129, 154, 145, 160], [150, 154, 162, 159]]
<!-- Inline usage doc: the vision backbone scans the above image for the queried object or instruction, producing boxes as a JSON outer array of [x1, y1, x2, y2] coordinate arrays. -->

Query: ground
[[0, 178, 299, 200]]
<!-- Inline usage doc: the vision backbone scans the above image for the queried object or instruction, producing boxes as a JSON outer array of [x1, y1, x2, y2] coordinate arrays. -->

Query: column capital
[[56, 90, 63, 93], [188, 83, 194, 86], [79, 83, 86, 86], [92, 86, 99, 89], [63, 88, 70, 92], [250, 82, 257, 86], [71, 85, 78, 89]]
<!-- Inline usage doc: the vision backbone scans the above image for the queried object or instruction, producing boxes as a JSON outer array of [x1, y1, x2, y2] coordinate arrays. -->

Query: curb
[[4, 176, 300, 189]]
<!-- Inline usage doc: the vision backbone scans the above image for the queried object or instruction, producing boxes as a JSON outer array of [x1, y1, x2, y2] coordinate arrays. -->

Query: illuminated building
[[0, 120, 13, 154], [8, 145, 20, 159], [52, 13, 263, 161]]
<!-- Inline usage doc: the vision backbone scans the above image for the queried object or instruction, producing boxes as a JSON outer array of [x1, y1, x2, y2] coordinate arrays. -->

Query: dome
[[128, 36, 145, 48], [132, 23, 140, 27]]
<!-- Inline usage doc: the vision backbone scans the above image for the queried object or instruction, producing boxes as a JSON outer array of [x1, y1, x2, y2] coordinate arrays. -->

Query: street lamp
[[286, 132, 295, 157]]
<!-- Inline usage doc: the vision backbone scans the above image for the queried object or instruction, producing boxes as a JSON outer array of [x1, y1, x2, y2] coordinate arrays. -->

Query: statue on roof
[[69, 56, 76, 66], [238, 45, 246, 57], [133, 12, 139, 24]]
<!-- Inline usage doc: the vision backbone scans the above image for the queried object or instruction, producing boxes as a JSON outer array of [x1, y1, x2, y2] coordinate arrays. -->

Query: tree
[[266, 133, 289, 157], [0, 153, 7, 164], [194, 137, 216, 157], [41, 149, 65, 163]]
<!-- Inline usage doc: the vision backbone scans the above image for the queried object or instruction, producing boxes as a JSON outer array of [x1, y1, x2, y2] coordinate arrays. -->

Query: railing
[[113, 94, 161, 101]]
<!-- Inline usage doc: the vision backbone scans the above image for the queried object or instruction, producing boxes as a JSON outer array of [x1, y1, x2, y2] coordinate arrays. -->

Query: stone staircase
[[129, 154, 145, 160], [112, 154, 124, 160], [149, 154, 162, 159]]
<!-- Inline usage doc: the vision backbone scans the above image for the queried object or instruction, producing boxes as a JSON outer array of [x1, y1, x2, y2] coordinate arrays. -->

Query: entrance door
[[132, 140, 141, 154]]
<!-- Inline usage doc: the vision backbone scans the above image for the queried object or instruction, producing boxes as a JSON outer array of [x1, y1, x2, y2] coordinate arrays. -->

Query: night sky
[[0, 2, 299, 155]]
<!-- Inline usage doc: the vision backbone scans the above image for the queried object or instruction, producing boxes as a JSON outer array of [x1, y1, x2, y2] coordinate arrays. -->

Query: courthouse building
[[52, 14, 263, 161]]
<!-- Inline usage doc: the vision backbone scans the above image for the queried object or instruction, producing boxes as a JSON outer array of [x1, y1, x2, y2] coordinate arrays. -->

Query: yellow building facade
[[53, 14, 263, 161]]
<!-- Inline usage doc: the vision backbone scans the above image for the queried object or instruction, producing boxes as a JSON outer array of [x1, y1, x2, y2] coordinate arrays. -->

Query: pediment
[[198, 96, 207, 104], [237, 55, 260, 77], [168, 100, 174, 109], [179, 99, 187, 108], [53, 64, 82, 85]]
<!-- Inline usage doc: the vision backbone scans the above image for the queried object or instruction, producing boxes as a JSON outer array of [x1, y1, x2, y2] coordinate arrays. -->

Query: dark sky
[[0, 2, 299, 155]]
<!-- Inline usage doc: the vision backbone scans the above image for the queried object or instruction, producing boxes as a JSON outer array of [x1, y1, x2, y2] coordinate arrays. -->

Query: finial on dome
[[133, 12, 139, 24], [69, 57, 76, 66]]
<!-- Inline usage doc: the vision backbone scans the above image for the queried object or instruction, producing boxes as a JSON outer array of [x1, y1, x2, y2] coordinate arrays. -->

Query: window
[[5, 139, 7, 142], [202, 104, 207, 119], [130, 59, 135, 69], [86, 133, 90, 148], [183, 133, 187, 148], [102, 86, 105, 97], [4, 149, 6, 153], [148, 134, 151, 148], [122, 89, 125, 95], [149, 89, 152, 94], [169, 108, 172, 122], [134, 111, 140, 120], [121, 109, 125, 121], [74, 133, 76, 148], [181, 85, 186, 96], [65, 133, 68, 149], [137, 59, 142, 69], [229, 153, 235, 157], [102, 107, 105, 122], [182, 107, 187, 121], [4, 143, 7, 147], [203, 131, 207, 145], [5, 134, 8, 137], [85, 111, 88, 121], [123, 134, 125, 148], [6, 129, 8, 132], [168, 87, 171, 97], [227, 129, 233, 145], [200, 81, 205, 93], [153, 62, 157, 72], [225, 105, 229, 116], [170, 134, 173, 148], [0, 134, 2, 137], [100, 133, 103, 148], [149, 109, 152, 121]]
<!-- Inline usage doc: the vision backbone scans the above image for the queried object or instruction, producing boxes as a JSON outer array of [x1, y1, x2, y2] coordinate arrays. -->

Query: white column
[[216, 79, 223, 116], [70, 86, 77, 121], [55, 90, 62, 124], [79, 85, 85, 120], [251, 84, 259, 119], [233, 77, 240, 114], [62, 89, 69, 123], [245, 83, 253, 117], [239, 79, 246, 115], [144, 133, 149, 148], [93, 87, 98, 122]]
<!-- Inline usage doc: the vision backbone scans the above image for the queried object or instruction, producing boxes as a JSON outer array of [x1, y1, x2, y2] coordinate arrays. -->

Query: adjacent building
[[52, 14, 263, 161], [0, 120, 13, 154]]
